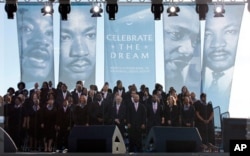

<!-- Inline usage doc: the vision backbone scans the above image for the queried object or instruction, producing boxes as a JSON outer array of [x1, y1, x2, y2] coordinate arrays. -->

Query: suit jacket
[[165, 104, 180, 127], [102, 92, 113, 105], [71, 90, 86, 105], [146, 102, 164, 130], [107, 103, 126, 125], [55, 91, 72, 108], [56, 106, 72, 129], [88, 100, 109, 125], [107, 103, 126, 135], [113, 87, 126, 99], [72, 104, 89, 126], [127, 102, 146, 129], [29, 88, 40, 98]]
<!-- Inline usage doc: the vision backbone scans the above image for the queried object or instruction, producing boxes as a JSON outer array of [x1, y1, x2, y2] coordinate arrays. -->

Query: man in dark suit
[[71, 84, 86, 105], [55, 83, 71, 109], [101, 82, 112, 94], [146, 95, 165, 134], [113, 80, 126, 98], [194, 93, 215, 145], [29, 82, 40, 98], [56, 99, 72, 151], [72, 95, 89, 126], [88, 93, 109, 125], [48, 81, 57, 97], [101, 84, 113, 105], [127, 94, 146, 152], [107, 95, 126, 136]]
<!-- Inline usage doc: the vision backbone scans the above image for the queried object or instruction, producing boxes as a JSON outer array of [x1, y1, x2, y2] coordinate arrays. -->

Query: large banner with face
[[104, 4, 156, 90], [16, 3, 55, 89], [201, 4, 244, 113], [163, 5, 201, 95], [59, 4, 97, 90]]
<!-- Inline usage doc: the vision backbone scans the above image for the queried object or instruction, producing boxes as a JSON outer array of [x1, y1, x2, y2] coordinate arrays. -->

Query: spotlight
[[214, 5, 225, 17], [58, 3, 71, 20], [106, 0, 118, 20], [151, 1, 164, 20], [167, 5, 180, 17], [41, 1, 54, 16], [90, 3, 103, 17], [5, 2, 17, 19]]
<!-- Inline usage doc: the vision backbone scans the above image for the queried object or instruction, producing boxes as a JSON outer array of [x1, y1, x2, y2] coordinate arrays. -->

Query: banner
[[16, 3, 55, 89], [163, 5, 201, 95], [202, 5, 244, 113], [104, 4, 156, 90], [59, 4, 97, 90]]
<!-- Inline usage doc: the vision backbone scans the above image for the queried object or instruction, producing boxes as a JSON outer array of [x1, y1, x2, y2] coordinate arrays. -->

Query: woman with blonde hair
[[164, 96, 180, 126]]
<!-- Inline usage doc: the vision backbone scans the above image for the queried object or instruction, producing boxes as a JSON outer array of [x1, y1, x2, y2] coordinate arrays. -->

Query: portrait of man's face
[[59, 5, 97, 89], [163, 6, 199, 75], [17, 5, 54, 82], [204, 5, 243, 72]]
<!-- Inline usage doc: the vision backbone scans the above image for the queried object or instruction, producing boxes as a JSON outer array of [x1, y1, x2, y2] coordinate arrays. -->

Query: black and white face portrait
[[59, 5, 97, 90], [17, 5, 54, 85], [163, 5, 200, 92], [204, 5, 243, 72]]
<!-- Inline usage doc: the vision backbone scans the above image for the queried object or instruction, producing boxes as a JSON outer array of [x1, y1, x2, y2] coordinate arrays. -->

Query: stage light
[[58, 0, 71, 20], [41, 1, 54, 16], [248, 0, 250, 12], [214, 5, 225, 17], [196, 3, 208, 20], [106, 0, 118, 20], [167, 5, 180, 17], [90, 3, 103, 17], [151, 0, 164, 20], [5, 0, 17, 19]]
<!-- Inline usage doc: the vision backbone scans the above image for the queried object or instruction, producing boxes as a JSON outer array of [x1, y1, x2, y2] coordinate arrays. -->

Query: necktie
[[153, 103, 157, 113], [116, 105, 119, 114], [209, 72, 224, 92], [135, 103, 138, 111]]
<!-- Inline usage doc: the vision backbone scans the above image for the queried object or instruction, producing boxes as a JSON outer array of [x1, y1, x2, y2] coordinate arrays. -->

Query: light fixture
[[195, 0, 209, 20], [106, 0, 118, 20], [248, 0, 250, 12], [151, 0, 164, 20], [41, 1, 54, 16], [5, 0, 17, 19], [58, 0, 71, 20], [214, 4, 225, 17], [167, 5, 180, 17], [90, 3, 103, 17]]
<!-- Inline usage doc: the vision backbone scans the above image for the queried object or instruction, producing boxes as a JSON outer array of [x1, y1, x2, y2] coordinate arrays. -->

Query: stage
[[1, 152, 230, 156]]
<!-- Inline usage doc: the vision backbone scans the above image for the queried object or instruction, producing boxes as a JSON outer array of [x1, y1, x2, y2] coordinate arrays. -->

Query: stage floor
[[1, 152, 229, 156]]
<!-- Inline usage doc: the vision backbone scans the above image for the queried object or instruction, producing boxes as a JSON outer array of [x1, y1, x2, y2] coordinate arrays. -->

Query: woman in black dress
[[164, 95, 180, 127], [41, 96, 57, 152], [28, 92, 43, 151]]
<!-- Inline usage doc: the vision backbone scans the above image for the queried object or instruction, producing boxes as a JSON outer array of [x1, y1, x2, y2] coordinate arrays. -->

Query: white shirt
[[134, 102, 139, 111], [204, 67, 234, 93], [116, 104, 120, 113], [153, 102, 157, 112]]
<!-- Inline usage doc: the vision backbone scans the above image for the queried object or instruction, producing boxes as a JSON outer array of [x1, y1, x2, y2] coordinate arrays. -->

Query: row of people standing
[[2, 80, 214, 152]]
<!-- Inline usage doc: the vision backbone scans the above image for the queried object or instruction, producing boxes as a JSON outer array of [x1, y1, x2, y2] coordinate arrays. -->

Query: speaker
[[145, 126, 202, 152], [222, 118, 250, 152], [68, 125, 126, 153], [0, 127, 17, 153]]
